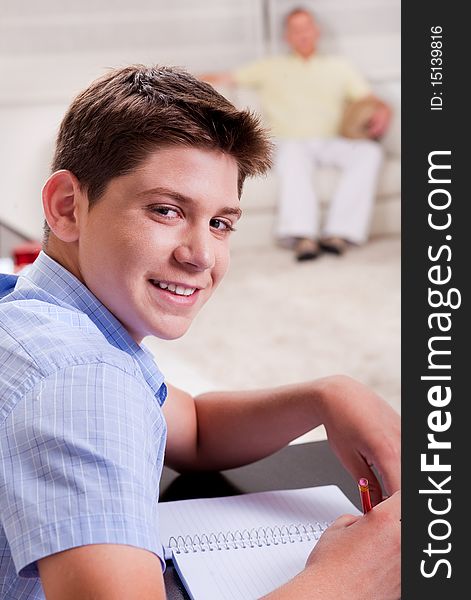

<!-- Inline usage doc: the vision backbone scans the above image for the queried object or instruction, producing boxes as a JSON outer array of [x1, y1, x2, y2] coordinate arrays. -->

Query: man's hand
[[367, 101, 392, 139], [198, 71, 235, 86]]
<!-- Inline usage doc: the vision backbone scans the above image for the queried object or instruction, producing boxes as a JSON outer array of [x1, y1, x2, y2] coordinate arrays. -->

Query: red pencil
[[358, 477, 373, 513]]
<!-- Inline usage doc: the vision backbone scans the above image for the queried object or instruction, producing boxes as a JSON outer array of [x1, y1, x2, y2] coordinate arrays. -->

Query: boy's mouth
[[149, 279, 197, 297]]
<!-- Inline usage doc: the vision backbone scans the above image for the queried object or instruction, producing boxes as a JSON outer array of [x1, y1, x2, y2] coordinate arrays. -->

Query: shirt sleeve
[[233, 58, 270, 88], [339, 58, 372, 100], [0, 362, 167, 577]]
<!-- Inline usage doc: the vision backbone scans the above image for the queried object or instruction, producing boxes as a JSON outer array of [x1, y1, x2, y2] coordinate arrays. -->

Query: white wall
[[0, 0, 265, 239], [0, 104, 66, 239], [0, 0, 399, 241]]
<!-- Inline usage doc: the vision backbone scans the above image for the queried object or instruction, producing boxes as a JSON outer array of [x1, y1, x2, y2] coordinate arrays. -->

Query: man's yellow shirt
[[234, 53, 371, 139]]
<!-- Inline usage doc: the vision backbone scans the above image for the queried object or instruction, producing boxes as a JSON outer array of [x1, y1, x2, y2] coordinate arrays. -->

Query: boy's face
[[73, 146, 241, 342]]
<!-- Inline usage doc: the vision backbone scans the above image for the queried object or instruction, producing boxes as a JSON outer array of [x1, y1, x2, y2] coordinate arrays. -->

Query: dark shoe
[[294, 238, 321, 261], [319, 236, 348, 255]]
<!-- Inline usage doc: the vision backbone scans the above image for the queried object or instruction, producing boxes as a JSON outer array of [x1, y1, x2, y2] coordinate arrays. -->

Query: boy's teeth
[[155, 281, 195, 296]]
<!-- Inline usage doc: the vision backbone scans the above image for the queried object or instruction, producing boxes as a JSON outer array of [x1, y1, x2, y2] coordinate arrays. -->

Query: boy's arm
[[163, 375, 400, 503], [38, 497, 400, 600], [38, 544, 165, 599]]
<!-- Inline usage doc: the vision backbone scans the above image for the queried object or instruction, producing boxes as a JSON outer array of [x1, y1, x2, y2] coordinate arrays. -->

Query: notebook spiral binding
[[168, 522, 329, 554]]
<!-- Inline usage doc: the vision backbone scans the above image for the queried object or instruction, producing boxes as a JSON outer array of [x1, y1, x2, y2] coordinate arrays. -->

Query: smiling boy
[[0, 65, 400, 599]]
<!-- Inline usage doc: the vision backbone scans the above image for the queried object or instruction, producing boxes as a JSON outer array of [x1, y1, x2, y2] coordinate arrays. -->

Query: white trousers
[[274, 137, 383, 244]]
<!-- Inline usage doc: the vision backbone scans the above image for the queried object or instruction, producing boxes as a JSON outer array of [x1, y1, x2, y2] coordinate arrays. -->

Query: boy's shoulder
[[0, 294, 142, 413]]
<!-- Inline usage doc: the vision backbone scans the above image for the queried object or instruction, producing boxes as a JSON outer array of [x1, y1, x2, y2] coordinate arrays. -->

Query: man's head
[[42, 65, 272, 342], [283, 7, 320, 58]]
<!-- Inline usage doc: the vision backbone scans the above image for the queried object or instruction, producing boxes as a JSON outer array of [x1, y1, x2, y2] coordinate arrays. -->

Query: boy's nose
[[173, 228, 215, 271]]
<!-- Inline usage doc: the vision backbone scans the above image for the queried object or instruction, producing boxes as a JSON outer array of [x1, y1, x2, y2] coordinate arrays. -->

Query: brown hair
[[45, 64, 272, 239]]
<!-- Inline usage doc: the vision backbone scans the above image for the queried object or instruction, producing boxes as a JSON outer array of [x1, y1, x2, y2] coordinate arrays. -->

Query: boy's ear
[[42, 170, 85, 242]]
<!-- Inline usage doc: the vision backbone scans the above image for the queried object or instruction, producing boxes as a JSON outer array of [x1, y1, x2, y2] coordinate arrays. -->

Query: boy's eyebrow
[[138, 186, 242, 219]]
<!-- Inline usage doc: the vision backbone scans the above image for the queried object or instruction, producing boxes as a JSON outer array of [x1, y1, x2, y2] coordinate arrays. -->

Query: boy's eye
[[210, 218, 235, 232], [152, 206, 179, 218]]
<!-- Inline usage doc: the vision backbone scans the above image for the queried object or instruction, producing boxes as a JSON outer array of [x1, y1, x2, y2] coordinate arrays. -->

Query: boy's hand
[[263, 492, 400, 599], [305, 491, 401, 599], [319, 375, 400, 504]]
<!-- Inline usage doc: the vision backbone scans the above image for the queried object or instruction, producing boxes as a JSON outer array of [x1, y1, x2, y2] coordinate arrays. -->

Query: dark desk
[[160, 440, 361, 599]]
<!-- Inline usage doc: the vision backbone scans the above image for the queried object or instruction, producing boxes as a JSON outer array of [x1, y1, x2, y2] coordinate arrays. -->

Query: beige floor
[[145, 235, 401, 444]]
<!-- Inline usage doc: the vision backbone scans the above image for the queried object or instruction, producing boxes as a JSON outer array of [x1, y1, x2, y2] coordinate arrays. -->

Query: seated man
[[203, 7, 391, 260], [0, 64, 400, 599]]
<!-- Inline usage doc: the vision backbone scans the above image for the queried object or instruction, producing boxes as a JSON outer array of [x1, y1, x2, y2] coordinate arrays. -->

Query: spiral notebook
[[159, 485, 360, 600]]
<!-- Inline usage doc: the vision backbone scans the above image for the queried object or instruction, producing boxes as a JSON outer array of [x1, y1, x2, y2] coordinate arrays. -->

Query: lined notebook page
[[159, 486, 360, 599], [159, 485, 358, 558], [173, 537, 316, 600]]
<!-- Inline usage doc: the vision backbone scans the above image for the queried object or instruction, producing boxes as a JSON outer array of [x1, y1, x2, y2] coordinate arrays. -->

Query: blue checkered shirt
[[0, 252, 168, 599]]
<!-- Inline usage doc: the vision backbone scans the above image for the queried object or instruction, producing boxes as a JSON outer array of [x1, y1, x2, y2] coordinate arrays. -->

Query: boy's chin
[[150, 320, 194, 341]]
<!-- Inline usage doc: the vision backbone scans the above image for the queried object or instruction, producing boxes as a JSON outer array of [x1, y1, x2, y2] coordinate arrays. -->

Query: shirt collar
[[288, 51, 318, 64], [14, 251, 167, 404]]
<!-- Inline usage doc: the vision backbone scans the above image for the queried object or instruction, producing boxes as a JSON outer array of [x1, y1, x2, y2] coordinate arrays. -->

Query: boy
[[0, 65, 400, 599]]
